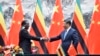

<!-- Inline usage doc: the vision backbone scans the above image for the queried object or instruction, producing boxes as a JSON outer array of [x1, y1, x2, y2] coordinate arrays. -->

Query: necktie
[[63, 30, 68, 40]]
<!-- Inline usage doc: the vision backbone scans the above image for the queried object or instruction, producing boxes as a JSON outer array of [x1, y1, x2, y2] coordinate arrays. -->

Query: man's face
[[63, 22, 69, 29], [24, 23, 29, 30]]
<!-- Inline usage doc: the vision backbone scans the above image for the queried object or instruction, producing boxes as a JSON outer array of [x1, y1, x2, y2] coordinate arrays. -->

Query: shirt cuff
[[40, 38, 43, 40]]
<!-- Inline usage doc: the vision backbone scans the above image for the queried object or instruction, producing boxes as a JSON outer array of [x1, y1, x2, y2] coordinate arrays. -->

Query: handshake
[[40, 38, 50, 42]]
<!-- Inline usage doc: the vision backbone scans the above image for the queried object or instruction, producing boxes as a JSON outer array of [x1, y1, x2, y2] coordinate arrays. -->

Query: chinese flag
[[48, 0, 64, 54], [0, 4, 7, 45], [87, 0, 100, 54], [8, 0, 24, 46]]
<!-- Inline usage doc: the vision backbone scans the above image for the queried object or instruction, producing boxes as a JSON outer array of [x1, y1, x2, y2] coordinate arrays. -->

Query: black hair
[[21, 20, 28, 26], [64, 20, 72, 25]]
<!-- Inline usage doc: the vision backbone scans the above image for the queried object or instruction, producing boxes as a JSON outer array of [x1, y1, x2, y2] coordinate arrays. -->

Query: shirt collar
[[22, 26, 25, 29], [66, 26, 71, 32]]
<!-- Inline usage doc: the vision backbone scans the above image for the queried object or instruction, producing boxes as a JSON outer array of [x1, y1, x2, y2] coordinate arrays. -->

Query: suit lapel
[[64, 28, 72, 40], [61, 30, 66, 40]]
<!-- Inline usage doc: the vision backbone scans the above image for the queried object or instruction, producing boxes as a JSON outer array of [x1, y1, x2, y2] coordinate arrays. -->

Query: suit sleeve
[[50, 34, 61, 42], [72, 30, 79, 52], [23, 30, 40, 41]]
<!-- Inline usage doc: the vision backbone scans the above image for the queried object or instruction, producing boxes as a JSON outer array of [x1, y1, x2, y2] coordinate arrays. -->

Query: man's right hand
[[40, 38, 50, 42]]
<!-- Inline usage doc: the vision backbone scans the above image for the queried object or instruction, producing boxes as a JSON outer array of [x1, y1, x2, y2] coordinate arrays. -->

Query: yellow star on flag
[[53, 6, 59, 13], [14, 5, 19, 12], [91, 20, 95, 24], [97, 21, 100, 25], [52, 21, 55, 24], [57, 22, 60, 25], [93, 5, 99, 12], [12, 20, 15, 23], [18, 21, 21, 24]]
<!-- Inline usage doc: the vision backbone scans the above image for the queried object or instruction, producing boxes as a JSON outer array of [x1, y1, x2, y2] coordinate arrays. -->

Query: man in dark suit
[[48, 20, 79, 55], [19, 20, 46, 54]]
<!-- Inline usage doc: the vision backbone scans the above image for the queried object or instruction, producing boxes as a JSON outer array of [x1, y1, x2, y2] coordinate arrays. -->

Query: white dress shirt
[[64, 26, 71, 40]]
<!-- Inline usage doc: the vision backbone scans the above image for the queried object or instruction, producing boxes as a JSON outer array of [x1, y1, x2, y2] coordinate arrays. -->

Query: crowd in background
[[0, 45, 39, 56]]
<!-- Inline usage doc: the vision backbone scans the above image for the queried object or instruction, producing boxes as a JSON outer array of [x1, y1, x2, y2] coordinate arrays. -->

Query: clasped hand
[[41, 37, 50, 42]]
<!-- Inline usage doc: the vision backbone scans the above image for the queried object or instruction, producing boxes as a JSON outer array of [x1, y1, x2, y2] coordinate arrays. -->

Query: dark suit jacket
[[50, 28, 79, 53], [19, 29, 40, 54]]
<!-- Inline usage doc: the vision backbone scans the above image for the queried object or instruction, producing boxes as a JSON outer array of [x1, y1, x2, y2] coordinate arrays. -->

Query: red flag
[[87, 0, 100, 54], [49, 0, 64, 54], [8, 0, 24, 46]]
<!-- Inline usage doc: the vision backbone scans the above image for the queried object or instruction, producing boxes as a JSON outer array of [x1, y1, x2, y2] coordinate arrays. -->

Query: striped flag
[[87, 0, 100, 54], [8, 0, 24, 46], [49, 0, 64, 54], [0, 4, 7, 45], [30, 0, 48, 54], [57, 46, 65, 56], [70, 0, 89, 54]]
